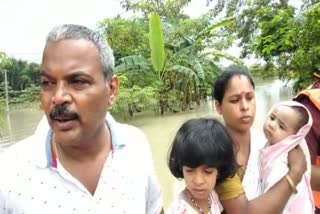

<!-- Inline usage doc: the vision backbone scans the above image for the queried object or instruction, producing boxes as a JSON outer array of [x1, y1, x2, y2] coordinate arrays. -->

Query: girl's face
[[182, 165, 218, 201], [215, 75, 256, 133], [263, 105, 298, 145]]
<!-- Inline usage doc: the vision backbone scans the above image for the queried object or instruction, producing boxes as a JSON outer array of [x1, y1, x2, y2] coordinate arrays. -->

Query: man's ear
[[107, 75, 119, 106], [214, 100, 222, 115]]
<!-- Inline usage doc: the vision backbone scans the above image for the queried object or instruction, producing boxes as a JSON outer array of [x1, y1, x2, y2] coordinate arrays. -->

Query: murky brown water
[[0, 78, 294, 208]]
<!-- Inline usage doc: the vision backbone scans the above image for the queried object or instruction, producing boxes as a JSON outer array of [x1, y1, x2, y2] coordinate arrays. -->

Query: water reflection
[[253, 78, 294, 128], [0, 79, 294, 208], [0, 109, 44, 144]]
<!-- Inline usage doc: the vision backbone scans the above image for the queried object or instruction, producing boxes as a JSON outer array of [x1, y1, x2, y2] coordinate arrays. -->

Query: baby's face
[[263, 105, 298, 145]]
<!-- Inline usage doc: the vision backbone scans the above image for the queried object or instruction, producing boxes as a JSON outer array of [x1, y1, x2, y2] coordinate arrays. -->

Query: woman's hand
[[288, 145, 307, 185]]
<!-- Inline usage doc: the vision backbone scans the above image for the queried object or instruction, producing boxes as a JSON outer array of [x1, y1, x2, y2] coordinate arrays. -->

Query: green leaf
[[190, 60, 205, 80], [169, 65, 198, 81], [115, 55, 150, 72], [0, 52, 12, 68], [195, 17, 235, 41], [149, 12, 165, 74]]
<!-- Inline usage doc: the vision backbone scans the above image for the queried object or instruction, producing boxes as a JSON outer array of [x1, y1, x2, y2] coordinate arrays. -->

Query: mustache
[[49, 105, 79, 120]]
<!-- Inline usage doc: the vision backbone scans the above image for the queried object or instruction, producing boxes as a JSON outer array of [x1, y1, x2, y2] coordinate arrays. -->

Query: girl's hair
[[168, 118, 237, 184], [212, 65, 255, 103]]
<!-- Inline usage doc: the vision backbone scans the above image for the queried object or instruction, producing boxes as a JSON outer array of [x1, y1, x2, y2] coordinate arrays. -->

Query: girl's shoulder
[[210, 190, 224, 213], [166, 191, 190, 214], [166, 191, 223, 214]]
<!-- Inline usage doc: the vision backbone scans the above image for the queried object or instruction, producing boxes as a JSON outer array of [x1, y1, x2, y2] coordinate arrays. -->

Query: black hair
[[168, 118, 237, 184], [212, 65, 255, 103]]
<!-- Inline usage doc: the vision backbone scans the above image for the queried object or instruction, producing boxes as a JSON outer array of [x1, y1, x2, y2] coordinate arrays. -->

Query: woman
[[212, 66, 307, 213]]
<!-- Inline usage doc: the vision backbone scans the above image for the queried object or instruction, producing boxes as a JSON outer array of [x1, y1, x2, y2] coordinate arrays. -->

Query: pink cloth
[[166, 190, 222, 214], [260, 101, 314, 213]]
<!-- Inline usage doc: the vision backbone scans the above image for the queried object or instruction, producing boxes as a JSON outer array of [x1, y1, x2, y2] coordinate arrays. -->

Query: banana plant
[[115, 13, 235, 114]]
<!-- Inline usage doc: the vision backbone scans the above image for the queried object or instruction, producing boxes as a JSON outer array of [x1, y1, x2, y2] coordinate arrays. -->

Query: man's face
[[40, 39, 118, 145]]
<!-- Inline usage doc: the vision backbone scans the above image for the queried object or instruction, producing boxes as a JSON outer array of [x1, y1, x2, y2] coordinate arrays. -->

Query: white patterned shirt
[[0, 114, 163, 214]]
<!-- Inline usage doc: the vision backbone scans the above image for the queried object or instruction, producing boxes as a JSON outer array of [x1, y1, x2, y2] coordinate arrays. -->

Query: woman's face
[[215, 75, 256, 133]]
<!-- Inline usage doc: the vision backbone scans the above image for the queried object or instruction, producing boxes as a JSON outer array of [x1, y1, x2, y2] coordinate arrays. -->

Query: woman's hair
[[212, 65, 255, 103], [168, 118, 237, 184]]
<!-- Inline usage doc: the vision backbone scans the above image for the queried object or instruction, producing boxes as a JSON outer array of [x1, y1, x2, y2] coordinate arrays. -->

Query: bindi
[[238, 90, 252, 96]]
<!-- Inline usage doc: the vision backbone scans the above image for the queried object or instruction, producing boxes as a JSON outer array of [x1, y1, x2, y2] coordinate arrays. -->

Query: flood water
[[0, 78, 294, 208]]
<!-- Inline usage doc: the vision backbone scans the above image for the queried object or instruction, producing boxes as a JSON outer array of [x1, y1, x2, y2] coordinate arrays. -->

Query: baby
[[261, 101, 314, 213]]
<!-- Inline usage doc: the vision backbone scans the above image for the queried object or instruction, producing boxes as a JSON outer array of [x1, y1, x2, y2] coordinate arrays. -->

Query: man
[[294, 73, 320, 213], [0, 24, 163, 213]]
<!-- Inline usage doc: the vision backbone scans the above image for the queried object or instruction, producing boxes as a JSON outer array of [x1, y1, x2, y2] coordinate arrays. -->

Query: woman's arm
[[220, 194, 248, 214], [221, 146, 306, 214], [311, 165, 320, 191]]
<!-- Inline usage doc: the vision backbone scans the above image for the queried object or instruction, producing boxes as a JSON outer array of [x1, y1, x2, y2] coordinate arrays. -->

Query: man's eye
[[40, 80, 53, 88], [70, 79, 89, 88], [40, 80, 48, 86], [72, 79, 86, 84]]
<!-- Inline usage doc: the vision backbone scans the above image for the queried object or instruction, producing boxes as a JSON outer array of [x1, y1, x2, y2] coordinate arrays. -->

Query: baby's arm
[[220, 146, 306, 214]]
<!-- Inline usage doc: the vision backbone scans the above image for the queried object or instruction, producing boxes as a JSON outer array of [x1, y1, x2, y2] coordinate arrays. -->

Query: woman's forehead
[[225, 75, 254, 94]]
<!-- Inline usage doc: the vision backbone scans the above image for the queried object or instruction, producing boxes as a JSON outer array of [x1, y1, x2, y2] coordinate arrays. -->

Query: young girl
[[261, 101, 314, 213], [167, 118, 237, 214]]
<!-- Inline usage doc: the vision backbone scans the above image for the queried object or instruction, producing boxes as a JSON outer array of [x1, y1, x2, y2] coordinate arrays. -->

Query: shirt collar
[[34, 113, 126, 169]]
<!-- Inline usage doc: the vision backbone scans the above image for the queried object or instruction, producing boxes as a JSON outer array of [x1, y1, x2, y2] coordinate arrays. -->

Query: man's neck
[[52, 124, 112, 195], [53, 124, 111, 163]]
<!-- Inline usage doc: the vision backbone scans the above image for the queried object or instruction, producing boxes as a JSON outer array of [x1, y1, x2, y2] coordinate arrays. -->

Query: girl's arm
[[221, 146, 306, 214]]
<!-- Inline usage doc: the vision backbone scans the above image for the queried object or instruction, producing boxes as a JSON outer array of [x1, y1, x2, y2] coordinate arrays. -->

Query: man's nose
[[52, 83, 71, 105]]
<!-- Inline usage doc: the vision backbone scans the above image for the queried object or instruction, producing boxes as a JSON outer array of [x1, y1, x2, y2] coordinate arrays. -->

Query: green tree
[[0, 55, 40, 105], [98, 1, 238, 117], [115, 14, 233, 114], [98, 18, 150, 59], [120, 0, 192, 18], [208, 0, 320, 90], [0, 52, 12, 124]]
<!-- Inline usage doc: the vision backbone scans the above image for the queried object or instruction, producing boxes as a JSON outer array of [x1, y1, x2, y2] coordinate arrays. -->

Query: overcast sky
[[0, 0, 302, 66], [0, 0, 209, 62]]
